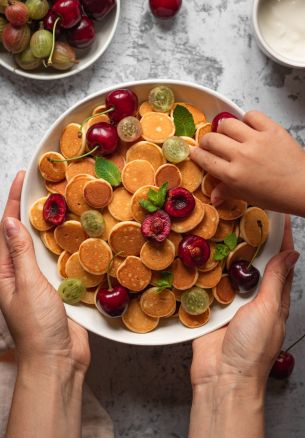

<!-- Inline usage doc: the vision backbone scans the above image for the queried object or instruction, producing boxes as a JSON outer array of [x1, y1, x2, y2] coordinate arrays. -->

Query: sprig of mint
[[139, 182, 168, 213], [152, 271, 173, 293], [95, 157, 121, 187], [214, 233, 238, 261], [173, 105, 196, 137]]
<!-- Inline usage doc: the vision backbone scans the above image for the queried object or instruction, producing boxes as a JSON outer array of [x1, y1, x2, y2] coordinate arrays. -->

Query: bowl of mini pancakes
[[20, 79, 284, 346]]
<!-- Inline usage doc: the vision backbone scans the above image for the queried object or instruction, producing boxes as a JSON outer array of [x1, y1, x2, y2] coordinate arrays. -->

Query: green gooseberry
[[149, 86, 175, 112], [58, 278, 86, 304], [181, 287, 210, 316], [162, 136, 190, 163], [25, 0, 49, 20], [15, 46, 42, 71], [30, 29, 53, 59], [81, 210, 105, 237]]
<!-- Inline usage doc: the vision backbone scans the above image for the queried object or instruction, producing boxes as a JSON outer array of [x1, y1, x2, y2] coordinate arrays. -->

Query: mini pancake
[[240, 207, 269, 247], [85, 113, 110, 130], [201, 174, 220, 197], [172, 258, 198, 290], [60, 123, 85, 159], [171, 102, 206, 126], [207, 289, 214, 305], [155, 164, 182, 189], [45, 179, 67, 196], [179, 306, 210, 328], [168, 230, 182, 255], [139, 101, 154, 117], [212, 219, 235, 242], [195, 122, 212, 144], [117, 256, 151, 292], [213, 274, 236, 305], [65, 158, 96, 182], [79, 238, 112, 275], [122, 159, 155, 193], [83, 179, 113, 209], [92, 104, 107, 115], [196, 264, 222, 289], [40, 229, 62, 255], [140, 112, 175, 144], [130, 185, 157, 223], [176, 160, 203, 192], [163, 303, 178, 318], [140, 239, 175, 271], [217, 199, 247, 221], [29, 197, 53, 231], [65, 252, 104, 288], [108, 187, 133, 221], [193, 187, 211, 204], [39, 152, 67, 182], [109, 221, 145, 256], [66, 212, 80, 222], [226, 242, 257, 270], [54, 220, 87, 253], [109, 256, 125, 278], [100, 208, 119, 241], [192, 204, 219, 240], [171, 197, 205, 233], [107, 152, 126, 171], [80, 288, 96, 306], [57, 250, 71, 278], [65, 174, 95, 216], [173, 288, 183, 302], [122, 298, 159, 333], [126, 141, 165, 171], [140, 287, 176, 318], [180, 136, 198, 147], [198, 242, 218, 272]]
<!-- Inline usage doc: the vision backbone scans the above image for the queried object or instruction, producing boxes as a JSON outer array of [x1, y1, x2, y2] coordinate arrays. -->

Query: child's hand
[[190, 111, 305, 215]]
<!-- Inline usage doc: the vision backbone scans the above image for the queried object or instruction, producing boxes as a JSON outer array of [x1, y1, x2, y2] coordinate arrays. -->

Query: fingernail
[[285, 251, 300, 269], [3, 218, 19, 239]]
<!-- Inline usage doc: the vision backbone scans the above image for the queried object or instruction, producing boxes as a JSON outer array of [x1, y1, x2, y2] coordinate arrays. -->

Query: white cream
[[258, 0, 305, 62]]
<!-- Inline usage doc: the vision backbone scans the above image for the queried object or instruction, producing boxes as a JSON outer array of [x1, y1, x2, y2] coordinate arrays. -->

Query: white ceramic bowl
[[252, 0, 305, 68], [0, 1, 120, 80], [20, 79, 284, 346]]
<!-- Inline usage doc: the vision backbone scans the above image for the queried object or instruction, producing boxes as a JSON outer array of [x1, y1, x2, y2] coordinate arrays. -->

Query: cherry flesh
[[164, 187, 195, 219], [211, 111, 238, 132], [67, 16, 96, 49], [105, 89, 138, 124], [97, 285, 129, 317], [178, 235, 210, 268], [82, 0, 116, 21], [270, 351, 295, 379], [149, 0, 182, 19], [52, 0, 82, 29], [43, 194, 67, 225], [86, 122, 118, 156], [141, 210, 171, 242], [229, 260, 260, 292]]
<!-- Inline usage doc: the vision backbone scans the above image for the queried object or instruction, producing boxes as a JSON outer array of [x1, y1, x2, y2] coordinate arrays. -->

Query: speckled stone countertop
[[1, 1, 305, 437]]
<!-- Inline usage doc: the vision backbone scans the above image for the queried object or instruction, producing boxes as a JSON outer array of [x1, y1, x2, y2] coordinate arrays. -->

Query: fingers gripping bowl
[[21, 80, 284, 346]]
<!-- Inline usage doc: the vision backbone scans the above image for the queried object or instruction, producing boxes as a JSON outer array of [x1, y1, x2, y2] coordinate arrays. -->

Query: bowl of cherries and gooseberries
[[0, 0, 119, 78]]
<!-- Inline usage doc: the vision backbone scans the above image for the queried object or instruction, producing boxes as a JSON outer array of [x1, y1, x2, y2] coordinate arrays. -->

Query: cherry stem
[[47, 16, 60, 66], [286, 332, 305, 353], [247, 220, 263, 270], [106, 252, 123, 290], [47, 145, 99, 163], [78, 108, 115, 137]]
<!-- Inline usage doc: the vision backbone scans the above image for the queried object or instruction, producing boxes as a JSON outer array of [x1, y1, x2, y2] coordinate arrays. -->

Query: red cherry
[[67, 16, 96, 49], [211, 111, 238, 132], [141, 210, 171, 242], [97, 285, 129, 317], [163, 187, 195, 218], [43, 194, 67, 225], [86, 122, 118, 156], [149, 0, 182, 19], [229, 260, 260, 293], [43, 10, 62, 36], [270, 351, 295, 379], [105, 89, 138, 124], [82, 0, 115, 21], [52, 0, 82, 29], [178, 235, 210, 268]]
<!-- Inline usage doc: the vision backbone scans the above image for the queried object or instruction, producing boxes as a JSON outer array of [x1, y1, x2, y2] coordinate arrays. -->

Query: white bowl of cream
[[253, 0, 305, 68]]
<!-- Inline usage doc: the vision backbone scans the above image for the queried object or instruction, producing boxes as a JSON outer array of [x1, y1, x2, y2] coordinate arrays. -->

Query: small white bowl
[[20, 79, 284, 346], [252, 0, 305, 68], [0, 1, 120, 80]]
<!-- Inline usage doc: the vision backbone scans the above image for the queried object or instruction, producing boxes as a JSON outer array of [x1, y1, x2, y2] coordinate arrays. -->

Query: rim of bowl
[[0, 0, 121, 80], [252, 0, 305, 69]]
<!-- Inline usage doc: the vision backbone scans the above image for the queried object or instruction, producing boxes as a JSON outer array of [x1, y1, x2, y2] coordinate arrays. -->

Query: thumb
[[258, 250, 299, 306], [2, 217, 42, 288], [211, 183, 239, 207]]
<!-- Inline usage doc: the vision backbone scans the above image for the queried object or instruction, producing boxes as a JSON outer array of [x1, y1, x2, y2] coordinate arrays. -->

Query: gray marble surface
[[1, 0, 305, 437]]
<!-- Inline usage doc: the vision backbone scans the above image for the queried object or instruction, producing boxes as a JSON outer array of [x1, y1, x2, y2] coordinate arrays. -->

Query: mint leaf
[[95, 157, 121, 187], [173, 105, 196, 137], [224, 233, 237, 251], [139, 199, 158, 213], [152, 271, 174, 293], [214, 244, 230, 261]]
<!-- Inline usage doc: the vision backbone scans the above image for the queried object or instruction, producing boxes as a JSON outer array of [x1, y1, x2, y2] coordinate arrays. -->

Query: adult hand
[[190, 111, 305, 216]]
